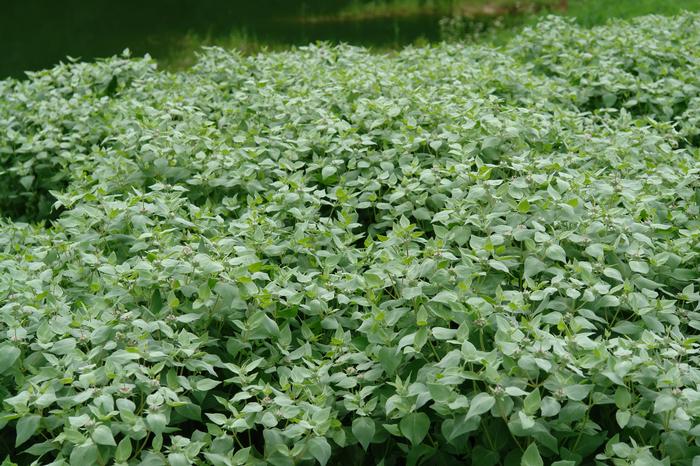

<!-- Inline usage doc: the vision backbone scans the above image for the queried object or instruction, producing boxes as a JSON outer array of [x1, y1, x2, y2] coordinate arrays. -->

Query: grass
[[315, 0, 561, 19], [567, 0, 700, 25], [333, 0, 700, 21]]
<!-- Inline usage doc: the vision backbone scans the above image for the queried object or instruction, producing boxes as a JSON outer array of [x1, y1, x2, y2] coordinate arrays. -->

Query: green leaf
[[175, 403, 201, 421], [19, 175, 34, 190], [146, 413, 168, 434], [378, 347, 401, 376], [488, 259, 510, 273], [517, 199, 530, 213], [614, 387, 631, 409], [602, 93, 617, 107], [654, 394, 677, 414], [603, 267, 623, 282], [521, 442, 544, 466], [629, 261, 649, 274], [545, 245, 566, 263], [0, 345, 21, 374], [427, 383, 451, 405], [399, 412, 430, 446], [321, 166, 337, 179], [615, 410, 631, 428], [523, 389, 541, 415], [505, 386, 528, 397], [564, 385, 592, 401], [307, 437, 331, 466], [540, 397, 560, 417], [585, 244, 604, 261], [467, 393, 495, 419], [524, 257, 547, 279], [15, 415, 41, 447], [92, 425, 116, 446], [168, 453, 190, 466], [198, 257, 224, 274], [206, 413, 228, 425], [69, 442, 98, 465], [115, 437, 132, 462], [441, 415, 480, 443], [352, 417, 375, 451], [431, 327, 458, 340], [518, 411, 535, 430], [153, 433, 163, 451], [23, 441, 56, 457], [176, 313, 201, 323], [600, 295, 621, 308], [196, 378, 221, 391]]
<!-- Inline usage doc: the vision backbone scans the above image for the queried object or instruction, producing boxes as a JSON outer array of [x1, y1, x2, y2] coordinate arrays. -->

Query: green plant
[[1, 13, 699, 466]]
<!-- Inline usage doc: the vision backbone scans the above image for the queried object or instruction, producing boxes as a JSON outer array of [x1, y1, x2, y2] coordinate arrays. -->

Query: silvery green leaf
[[467, 394, 495, 420]]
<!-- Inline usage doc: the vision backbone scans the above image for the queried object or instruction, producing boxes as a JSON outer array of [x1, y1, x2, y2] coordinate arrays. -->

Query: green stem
[[133, 432, 151, 459]]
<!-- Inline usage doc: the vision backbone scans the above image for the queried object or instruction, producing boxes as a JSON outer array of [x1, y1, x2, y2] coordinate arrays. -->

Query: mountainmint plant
[[1, 13, 699, 466]]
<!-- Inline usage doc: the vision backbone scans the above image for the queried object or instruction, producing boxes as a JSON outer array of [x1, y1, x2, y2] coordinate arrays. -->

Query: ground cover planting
[[1, 12, 699, 466]]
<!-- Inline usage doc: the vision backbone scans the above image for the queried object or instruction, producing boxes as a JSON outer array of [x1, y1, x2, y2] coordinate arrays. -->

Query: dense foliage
[[1, 13, 700, 466]]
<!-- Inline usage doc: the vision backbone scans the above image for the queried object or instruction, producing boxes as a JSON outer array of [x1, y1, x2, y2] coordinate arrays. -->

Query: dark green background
[[0, 0, 446, 78]]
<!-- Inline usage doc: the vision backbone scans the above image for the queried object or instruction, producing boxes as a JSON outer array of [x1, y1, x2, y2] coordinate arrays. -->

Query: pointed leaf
[[0, 345, 20, 374], [399, 412, 430, 446], [545, 245, 566, 263], [92, 425, 116, 446], [524, 257, 547, 279], [352, 417, 375, 451], [467, 393, 495, 420], [307, 437, 331, 466], [115, 437, 132, 462], [15, 415, 41, 447], [521, 443, 543, 466]]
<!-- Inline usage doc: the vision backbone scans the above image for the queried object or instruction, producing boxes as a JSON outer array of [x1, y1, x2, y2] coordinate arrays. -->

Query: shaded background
[[1, 0, 698, 78], [0, 0, 455, 78]]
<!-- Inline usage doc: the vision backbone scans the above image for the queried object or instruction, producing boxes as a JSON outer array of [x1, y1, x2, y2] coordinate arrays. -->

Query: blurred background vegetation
[[2, 0, 699, 78]]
